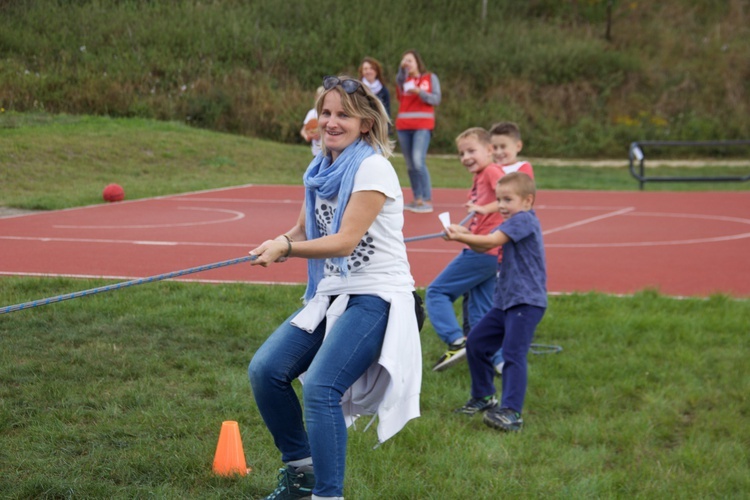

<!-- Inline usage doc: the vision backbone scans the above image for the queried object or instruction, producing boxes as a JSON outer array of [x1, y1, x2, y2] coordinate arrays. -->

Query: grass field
[[2, 113, 749, 498], [1, 279, 748, 498]]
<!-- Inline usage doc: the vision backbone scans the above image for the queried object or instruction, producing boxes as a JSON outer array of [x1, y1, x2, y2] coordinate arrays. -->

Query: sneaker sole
[[482, 413, 523, 432], [432, 348, 467, 372]]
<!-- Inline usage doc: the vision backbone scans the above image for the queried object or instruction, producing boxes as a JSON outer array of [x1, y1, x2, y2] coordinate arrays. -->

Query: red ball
[[103, 183, 125, 202]]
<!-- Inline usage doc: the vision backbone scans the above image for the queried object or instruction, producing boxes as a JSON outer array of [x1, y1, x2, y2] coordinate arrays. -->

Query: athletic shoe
[[411, 202, 434, 214], [454, 395, 498, 415], [483, 407, 523, 432], [264, 465, 315, 500], [432, 338, 467, 372], [404, 201, 420, 212]]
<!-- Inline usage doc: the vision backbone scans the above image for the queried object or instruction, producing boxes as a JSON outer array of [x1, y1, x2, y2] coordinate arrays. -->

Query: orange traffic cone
[[213, 420, 252, 476]]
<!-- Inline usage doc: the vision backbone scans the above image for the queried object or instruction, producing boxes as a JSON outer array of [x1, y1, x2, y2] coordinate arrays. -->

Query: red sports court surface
[[1, 185, 748, 298]]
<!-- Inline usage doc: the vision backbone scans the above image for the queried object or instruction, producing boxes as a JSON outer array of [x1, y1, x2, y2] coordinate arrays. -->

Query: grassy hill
[[1, 0, 748, 156]]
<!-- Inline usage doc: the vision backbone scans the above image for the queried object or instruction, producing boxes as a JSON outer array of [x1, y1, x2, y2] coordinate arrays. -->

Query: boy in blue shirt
[[443, 172, 547, 431]]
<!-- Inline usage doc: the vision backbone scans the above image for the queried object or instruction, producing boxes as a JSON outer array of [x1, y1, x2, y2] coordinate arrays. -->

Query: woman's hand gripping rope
[[248, 234, 293, 267]]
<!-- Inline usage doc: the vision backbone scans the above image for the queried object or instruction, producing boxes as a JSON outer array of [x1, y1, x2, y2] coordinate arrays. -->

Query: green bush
[[1, 0, 748, 156]]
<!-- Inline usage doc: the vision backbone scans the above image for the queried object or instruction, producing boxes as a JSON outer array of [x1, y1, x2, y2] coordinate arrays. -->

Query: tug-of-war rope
[[0, 210, 563, 353]]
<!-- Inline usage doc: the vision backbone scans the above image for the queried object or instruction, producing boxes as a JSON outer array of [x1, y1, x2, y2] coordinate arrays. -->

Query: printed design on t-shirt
[[316, 202, 333, 237], [316, 202, 377, 274], [347, 234, 376, 272]]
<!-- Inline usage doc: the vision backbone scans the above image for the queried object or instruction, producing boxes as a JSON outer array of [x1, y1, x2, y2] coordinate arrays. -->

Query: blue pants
[[397, 128, 432, 202], [426, 249, 496, 346], [248, 295, 390, 497], [466, 304, 545, 413], [463, 294, 505, 368]]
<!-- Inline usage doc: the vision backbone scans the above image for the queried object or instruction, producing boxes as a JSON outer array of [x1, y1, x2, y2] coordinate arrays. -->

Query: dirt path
[[430, 155, 750, 168], [0, 207, 41, 218]]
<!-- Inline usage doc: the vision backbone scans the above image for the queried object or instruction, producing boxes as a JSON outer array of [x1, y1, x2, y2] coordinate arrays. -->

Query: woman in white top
[[248, 75, 421, 500]]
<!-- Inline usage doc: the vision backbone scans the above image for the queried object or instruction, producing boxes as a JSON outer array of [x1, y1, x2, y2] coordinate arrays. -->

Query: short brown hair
[[497, 172, 536, 203], [455, 127, 491, 146], [489, 121, 522, 141]]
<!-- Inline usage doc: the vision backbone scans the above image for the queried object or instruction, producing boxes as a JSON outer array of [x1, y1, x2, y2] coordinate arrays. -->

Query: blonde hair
[[455, 127, 491, 146], [316, 75, 394, 158], [497, 172, 536, 204]]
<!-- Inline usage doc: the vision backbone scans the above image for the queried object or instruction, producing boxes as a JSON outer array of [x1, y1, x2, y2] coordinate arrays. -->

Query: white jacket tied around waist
[[291, 292, 422, 444]]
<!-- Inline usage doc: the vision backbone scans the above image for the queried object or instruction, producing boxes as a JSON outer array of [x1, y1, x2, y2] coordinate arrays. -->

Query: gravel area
[[0, 207, 42, 218]]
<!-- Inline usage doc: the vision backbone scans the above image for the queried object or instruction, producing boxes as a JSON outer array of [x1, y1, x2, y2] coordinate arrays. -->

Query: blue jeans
[[248, 295, 390, 498], [426, 249, 497, 346], [466, 304, 545, 413], [397, 129, 432, 202]]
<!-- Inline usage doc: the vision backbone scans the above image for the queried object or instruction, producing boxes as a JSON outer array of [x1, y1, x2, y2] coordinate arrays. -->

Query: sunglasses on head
[[323, 75, 364, 95]]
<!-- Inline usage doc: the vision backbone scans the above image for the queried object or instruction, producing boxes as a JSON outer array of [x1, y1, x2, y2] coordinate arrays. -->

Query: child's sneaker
[[483, 407, 523, 432], [432, 338, 466, 371], [264, 464, 315, 499], [454, 395, 498, 415]]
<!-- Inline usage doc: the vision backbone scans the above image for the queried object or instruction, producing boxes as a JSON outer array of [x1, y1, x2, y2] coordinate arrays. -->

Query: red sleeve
[[518, 162, 535, 179]]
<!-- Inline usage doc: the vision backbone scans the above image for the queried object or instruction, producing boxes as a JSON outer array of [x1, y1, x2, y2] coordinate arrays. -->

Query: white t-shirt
[[303, 109, 322, 157], [314, 155, 414, 295]]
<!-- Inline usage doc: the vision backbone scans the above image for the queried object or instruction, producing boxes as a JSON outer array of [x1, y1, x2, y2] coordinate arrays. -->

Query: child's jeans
[[426, 248, 497, 346], [466, 304, 545, 412], [248, 295, 390, 497]]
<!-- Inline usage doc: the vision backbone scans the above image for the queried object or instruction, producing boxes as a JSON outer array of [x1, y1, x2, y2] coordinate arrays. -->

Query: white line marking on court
[[5, 207, 750, 250], [52, 207, 245, 229], [164, 197, 300, 204], [536, 205, 634, 211], [546, 211, 750, 248], [133, 241, 179, 246], [542, 207, 635, 236], [0, 235, 251, 248], [632, 212, 750, 226]]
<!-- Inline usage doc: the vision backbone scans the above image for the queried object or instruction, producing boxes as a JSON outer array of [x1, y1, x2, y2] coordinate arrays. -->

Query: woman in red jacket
[[396, 49, 441, 213]]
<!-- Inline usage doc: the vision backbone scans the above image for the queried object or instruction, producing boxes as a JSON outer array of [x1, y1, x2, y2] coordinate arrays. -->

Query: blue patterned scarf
[[302, 139, 377, 301]]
